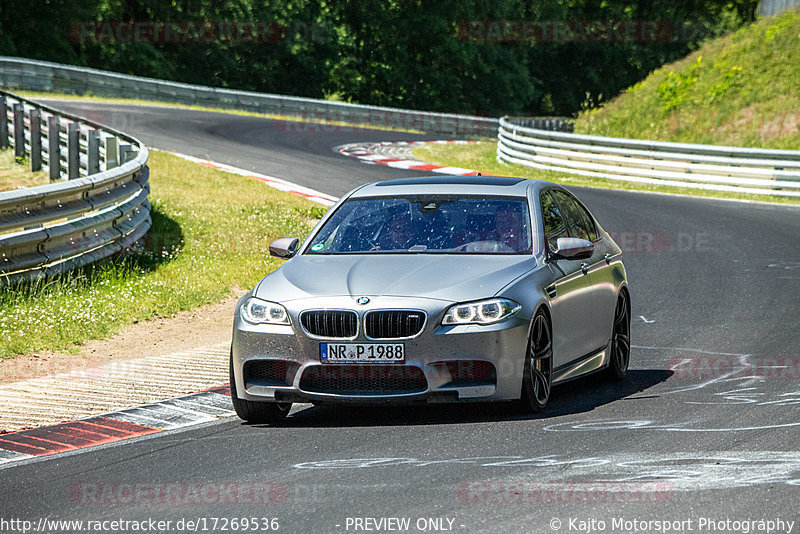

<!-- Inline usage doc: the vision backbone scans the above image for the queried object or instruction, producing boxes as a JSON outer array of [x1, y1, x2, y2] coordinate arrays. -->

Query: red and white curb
[[0, 142, 482, 467], [337, 140, 481, 175], [0, 386, 232, 467], [0, 152, 328, 467], [165, 151, 338, 206]]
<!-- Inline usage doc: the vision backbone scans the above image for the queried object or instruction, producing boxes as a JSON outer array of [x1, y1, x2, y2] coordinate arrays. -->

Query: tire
[[230, 352, 292, 423], [606, 291, 631, 381], [519, 310, 553, 413]]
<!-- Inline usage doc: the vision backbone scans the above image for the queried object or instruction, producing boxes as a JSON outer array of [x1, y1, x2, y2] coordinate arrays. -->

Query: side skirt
[[552, 341, 610, 385]]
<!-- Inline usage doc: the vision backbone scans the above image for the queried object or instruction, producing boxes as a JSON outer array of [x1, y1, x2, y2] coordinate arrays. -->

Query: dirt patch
[[0, 290, 245, 385], [714, 104, 800, 140]]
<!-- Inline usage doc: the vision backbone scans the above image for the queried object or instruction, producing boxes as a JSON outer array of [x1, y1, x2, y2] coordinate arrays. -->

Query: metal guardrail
[[0, 56, 497, 137], [497, 116, 800, 197], [0, 90, 150, 283], [759, 0, 800, 17]]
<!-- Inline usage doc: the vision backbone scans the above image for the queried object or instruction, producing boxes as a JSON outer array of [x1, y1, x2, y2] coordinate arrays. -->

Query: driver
[[376, 216, 415, 250], [386, 216, 415, 249]]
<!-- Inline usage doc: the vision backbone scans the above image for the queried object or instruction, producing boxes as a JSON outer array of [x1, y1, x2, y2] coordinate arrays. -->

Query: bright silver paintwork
[[230, 175, 630, 421]]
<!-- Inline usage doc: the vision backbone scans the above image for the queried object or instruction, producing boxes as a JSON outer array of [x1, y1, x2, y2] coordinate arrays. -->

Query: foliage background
[[1, 1, 757, 116]]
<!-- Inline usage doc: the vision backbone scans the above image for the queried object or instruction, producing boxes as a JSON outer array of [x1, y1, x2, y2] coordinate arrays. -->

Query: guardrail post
[[87, 129, 100, 174], [13, 103, 24, 158], [119, 143, 133, 164], [30, 109, 42, 171], [0, 96, 8, 149], [67, 122, 79, 179], [47, 115, 61, 180], [0, 88, 152, 284], [104, 136, 119, 169]]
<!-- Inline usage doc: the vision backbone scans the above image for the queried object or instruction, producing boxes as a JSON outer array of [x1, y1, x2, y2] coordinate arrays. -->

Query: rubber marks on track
[[337, 140, 481, 175], [166, 151, 338, 206], [0, 387, 232, 466]]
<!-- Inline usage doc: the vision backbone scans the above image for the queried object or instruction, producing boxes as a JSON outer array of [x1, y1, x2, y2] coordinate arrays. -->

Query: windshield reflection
[[306, 196, 533, 255]]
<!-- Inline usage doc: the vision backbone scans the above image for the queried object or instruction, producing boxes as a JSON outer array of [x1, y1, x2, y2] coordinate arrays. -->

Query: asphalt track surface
[[3, 102, 800, 534]]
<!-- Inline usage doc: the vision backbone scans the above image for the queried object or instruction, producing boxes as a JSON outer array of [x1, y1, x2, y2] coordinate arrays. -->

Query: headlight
[[442, 298, 521, 325], [241, 297, 290, 325]]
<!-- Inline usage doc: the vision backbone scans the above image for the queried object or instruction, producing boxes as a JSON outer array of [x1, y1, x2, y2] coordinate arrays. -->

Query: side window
[[552, 190, 590, 241], [540, 190, 568, 252], [573, 199, 598, 242]]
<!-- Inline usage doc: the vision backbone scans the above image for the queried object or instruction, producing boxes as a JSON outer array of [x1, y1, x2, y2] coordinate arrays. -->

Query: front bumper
[[231, 295, 530, 404]]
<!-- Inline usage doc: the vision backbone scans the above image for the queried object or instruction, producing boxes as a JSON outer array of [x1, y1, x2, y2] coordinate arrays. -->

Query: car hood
[[254, 254, 537, 303]]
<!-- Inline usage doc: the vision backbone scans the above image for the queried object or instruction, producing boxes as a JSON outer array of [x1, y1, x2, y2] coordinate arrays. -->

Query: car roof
[[350, 175, 552, 198]]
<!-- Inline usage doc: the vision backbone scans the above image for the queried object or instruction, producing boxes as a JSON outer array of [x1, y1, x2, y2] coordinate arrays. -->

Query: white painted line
[[164, 151, 338, 206], [0, 449, 34, 464], [178, 391, 235, 410], [358, 154, 395, 162], [385, 160, 425, 169], [0, 343, 230, 433], [430, 166, 476, 175], [336, 141, 482, 177], [97, 391, 233, 432], [162, 398, 234, 417], [111, 405, 215, 430]]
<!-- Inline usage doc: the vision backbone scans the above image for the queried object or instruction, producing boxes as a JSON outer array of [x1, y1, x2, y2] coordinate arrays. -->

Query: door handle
[[580, 262, 589, 275]]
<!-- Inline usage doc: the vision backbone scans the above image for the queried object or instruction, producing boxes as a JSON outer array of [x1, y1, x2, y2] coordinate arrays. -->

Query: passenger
[[494, 206, 526, 251]]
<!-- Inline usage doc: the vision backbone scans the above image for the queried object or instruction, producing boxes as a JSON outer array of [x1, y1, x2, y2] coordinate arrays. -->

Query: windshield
[[306, 196, 532, 254]]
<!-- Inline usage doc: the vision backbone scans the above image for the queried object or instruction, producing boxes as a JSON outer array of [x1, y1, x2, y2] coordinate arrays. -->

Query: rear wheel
[[519, 310, 553, 413], [230, 352, 292, 423], [606, 291, 631, 381]]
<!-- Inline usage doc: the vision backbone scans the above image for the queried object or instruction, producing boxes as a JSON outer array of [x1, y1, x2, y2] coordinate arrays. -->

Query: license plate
[[320, 343, 405, 363]]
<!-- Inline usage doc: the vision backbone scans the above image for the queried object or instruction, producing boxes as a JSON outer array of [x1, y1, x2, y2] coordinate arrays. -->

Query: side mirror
[[551, 237, 594, 260], [269, 237, 299, 259]]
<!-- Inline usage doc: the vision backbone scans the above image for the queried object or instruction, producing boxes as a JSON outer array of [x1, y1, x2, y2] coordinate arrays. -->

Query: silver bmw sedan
[[230, 175, 630, 422]]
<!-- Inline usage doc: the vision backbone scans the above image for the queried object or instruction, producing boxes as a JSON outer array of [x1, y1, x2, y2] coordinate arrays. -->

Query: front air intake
[[299, 365, 428, 395]]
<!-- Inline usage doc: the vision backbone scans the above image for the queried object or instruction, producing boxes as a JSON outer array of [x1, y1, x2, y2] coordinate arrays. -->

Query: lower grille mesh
[[444, 360, 496, 385], [299, 365, 427, 395], [244, 360, 289, 386]]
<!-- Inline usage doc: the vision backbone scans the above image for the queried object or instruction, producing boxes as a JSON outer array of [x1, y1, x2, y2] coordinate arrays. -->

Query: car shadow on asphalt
[[247, 369, 673, 428]]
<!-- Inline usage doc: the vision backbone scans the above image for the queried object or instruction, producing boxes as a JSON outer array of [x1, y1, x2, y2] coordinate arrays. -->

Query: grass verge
[[0, 149, 50, 192], [576, 8, 800, 150], [414, 10, 800, 204], [15, 90, 425, 134], [413, 142, 800, 206], [0, 151, 325, 359]]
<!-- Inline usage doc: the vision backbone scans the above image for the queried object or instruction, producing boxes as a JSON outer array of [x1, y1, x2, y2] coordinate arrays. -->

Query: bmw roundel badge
[[356, 296, 370, 305]]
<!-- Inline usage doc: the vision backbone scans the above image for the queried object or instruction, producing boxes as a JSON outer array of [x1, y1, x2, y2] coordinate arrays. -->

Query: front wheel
[[519, 310, 553, 413], [606, 291, 631, 381], [230, 352, 292, 423]]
